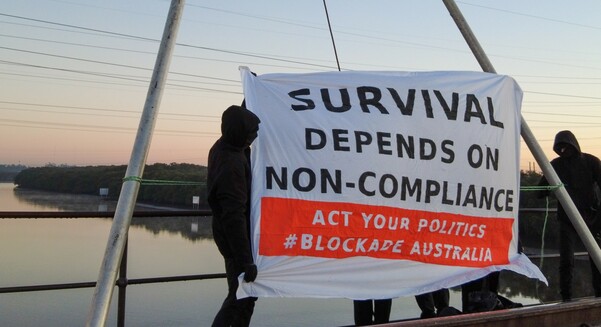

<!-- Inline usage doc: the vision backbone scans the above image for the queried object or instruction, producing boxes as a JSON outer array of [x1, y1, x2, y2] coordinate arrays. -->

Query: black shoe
[[420, 311, 436, 319]]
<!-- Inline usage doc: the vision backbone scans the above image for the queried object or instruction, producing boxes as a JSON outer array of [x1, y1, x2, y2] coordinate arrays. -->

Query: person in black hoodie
[[538, 130, 601, 302], [208, 104, 260, 327]]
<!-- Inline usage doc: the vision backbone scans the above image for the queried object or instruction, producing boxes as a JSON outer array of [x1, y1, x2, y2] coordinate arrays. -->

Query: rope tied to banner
[[122, 176, 205, 186]]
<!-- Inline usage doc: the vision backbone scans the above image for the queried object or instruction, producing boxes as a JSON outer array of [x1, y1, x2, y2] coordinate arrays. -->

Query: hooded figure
[[208, 104, 260, 327], [538, 130, 601, 301]]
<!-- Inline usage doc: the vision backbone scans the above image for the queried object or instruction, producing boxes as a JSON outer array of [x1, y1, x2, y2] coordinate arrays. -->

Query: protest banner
[[238, 67, 546, 300]]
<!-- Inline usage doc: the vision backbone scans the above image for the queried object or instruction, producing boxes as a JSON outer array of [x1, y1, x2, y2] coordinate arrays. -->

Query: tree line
[[0, 164, 28, 182], [14, 163, 208, 209], [13, 165, 564, 250]]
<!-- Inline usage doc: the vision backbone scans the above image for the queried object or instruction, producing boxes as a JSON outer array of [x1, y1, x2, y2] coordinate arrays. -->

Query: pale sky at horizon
[[1, 0, 601, 171]]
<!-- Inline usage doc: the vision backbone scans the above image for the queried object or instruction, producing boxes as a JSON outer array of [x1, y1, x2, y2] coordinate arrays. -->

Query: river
[[0, 182, 592, 326]]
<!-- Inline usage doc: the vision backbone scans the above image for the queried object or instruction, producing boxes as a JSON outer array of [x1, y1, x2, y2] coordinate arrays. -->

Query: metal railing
[[0, 209, 221, 327], [0, 207, 573, 326]]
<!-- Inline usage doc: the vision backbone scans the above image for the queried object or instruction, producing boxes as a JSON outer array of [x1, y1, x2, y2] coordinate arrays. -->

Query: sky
[[1, 0, 601, 171]]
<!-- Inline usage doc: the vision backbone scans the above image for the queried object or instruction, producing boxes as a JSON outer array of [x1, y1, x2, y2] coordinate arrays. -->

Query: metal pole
[[85, 1, 186, 326], [117, 240, 128, 327], [442, 0, 601, 272]]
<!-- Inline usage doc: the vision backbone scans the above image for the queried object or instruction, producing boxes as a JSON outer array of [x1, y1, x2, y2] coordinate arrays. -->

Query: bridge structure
[[2, 209, 601, 326], [72, 0, 601, 326]]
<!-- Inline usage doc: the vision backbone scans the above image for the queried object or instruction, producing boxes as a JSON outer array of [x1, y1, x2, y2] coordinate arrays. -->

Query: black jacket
[[207, 105, 260, 266], [538, 130, 601, 223]]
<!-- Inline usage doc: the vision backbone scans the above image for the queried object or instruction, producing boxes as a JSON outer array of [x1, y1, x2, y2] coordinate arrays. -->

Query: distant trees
[[14, 163, 208, 208], [0, 164, 28, 182], [137, 163, 207, 208], [12, 165, 563, 249]]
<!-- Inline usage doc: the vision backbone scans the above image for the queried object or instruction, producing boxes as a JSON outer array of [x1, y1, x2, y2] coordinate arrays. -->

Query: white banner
[[238, 67, 546, 300]]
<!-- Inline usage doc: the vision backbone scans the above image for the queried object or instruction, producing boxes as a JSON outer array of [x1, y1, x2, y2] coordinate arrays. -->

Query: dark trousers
[[353, 299, 392, 326], [415, 288, 450, 318], [212, 258, 257, 327], [461, 272, 499, 312], [559, 220, 601, 301]]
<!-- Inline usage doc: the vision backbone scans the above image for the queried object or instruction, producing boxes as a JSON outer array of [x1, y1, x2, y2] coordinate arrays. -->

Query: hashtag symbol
[[284, 234, 297, 249]]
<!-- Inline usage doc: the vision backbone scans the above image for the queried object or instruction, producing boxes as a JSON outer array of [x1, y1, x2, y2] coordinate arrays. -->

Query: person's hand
[[243, 264, 257, 282]]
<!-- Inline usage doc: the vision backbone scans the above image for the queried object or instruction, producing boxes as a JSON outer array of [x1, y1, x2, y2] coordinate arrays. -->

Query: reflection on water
[[11, 185, 119, 212], [4, 183, 214, 241], [0, 183, 599, 326], [501, 255, 596, 303], [131, 215, 213, 241]]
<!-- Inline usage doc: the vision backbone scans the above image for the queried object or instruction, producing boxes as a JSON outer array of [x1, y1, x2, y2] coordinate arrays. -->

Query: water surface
[[0, 183, 590, 326]]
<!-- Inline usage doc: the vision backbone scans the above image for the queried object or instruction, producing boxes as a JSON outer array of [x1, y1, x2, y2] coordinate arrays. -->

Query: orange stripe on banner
[[259, 197, 514, 267]]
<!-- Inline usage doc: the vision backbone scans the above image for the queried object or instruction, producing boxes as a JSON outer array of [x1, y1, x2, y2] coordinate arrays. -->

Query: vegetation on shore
[[12, 165, 564, 249], [0, 164, 28, 182], [14, 163, 208, 208]]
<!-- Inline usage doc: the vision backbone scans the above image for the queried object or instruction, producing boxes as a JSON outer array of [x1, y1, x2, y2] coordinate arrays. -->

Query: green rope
[[520, 184, 560, 300], [518, 184, 561, 269], [122, 176, 205, 186], [122, 176, 142, 183], [535, 195, 551, 302], [520, 184, 563, 191], [539, 196, 550, 270]]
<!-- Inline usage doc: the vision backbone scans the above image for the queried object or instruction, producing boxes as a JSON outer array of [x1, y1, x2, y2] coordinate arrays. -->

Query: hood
[[220, 105, 260, 148], [553, 130, 581, 156]]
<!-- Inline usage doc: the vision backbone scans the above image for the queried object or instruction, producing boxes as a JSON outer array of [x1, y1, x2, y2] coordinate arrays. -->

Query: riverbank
[[13, 163, 208, 209]]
